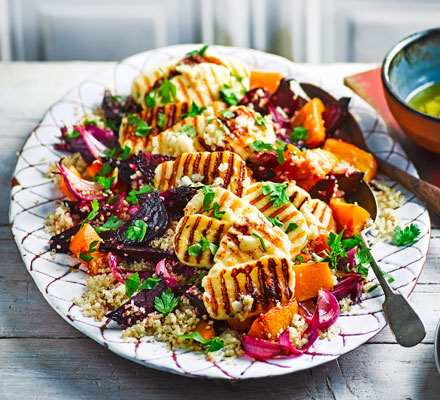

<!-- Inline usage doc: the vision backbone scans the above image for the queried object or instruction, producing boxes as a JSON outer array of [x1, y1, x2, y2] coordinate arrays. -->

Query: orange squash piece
[[194, 321, 215, 341], [247, 299, 299, 341], [60, 165, 81, 200], [86, 160, 104, 178], [323, 138, 378, 182], [227, 317, 256, 334], [329, 198, 371, 237], [87, 251, 109, 276], [292, 98, 326, 148], [250, 70, 283, 93], [292, 262, 334, 302]]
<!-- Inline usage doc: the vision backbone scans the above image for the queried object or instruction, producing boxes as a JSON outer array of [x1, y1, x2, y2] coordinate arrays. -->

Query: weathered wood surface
[[1, 62, 440, 399]]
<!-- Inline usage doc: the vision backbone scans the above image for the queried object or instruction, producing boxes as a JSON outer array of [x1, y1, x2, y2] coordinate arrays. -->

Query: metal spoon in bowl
[[344, 179, 426, 347]]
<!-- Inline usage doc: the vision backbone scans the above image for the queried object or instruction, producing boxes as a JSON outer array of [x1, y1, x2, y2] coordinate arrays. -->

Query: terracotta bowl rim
[[381, 27, 440, 123]]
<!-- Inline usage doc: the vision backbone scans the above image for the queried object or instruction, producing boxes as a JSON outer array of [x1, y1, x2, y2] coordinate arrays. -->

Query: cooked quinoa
[[45, 204, 74, 235]]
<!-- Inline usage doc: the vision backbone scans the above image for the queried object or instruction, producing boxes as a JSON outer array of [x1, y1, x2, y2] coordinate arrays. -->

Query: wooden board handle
[[377, 158, 440, 216]]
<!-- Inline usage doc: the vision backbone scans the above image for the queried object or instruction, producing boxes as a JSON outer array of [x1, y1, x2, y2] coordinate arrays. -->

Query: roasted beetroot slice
[[323, 97, 350, 136], [247, 162, 276, 182], [104, 244, 173, 262], [101, 91, 142, 133], [63, 200, 91, 219], [332, 274, 364, 304], [106, 280, 168, 326], [49, 225, 81, 253], [56, 126, 94, 163], [270, 78, 306, 116], [106, 191, 169, 247], [239, 88, 271, 115], [112, 152, 174, 184], [334, 171, 365, 196], [160, 186, 198, 218], [309, 178, 338, 204]]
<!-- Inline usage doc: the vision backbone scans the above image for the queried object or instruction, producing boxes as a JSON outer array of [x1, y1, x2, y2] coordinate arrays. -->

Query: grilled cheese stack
[[173, 186, 296, 320]]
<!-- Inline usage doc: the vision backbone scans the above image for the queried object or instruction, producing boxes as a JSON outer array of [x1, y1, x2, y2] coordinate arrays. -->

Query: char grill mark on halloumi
[[285, 181, 311, 210], [202, 256, 295, 320], [174, 214, 232, 268], [301, 198, 337, 233], [244, 183, 309, 255], [153, 151, 250, 197], [213, 215, 291, 269]]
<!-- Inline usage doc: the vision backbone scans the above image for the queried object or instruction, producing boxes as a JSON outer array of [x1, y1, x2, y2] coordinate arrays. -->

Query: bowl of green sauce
[[382, 28, 440, 153]]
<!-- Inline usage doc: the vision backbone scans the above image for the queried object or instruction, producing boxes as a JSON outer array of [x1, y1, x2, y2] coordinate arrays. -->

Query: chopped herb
[[95, 175, 115, 190], [294, 255, 304, 263], [97, 162, 111, 177], [262, 182, 290, 207], [157, 112, 166, 128], [290, 125, 309, 142], [125, 219, 148, 242], [125, 272, 140, 298], [106, 195, 119, 205], [275, 140, 288, 164], [367, 283, 379, 292], [135, 120, 152, 137], [158, 70, 177, 104], [181, 124, 197, 137], [230, 72, 247, 93], [211, 202, 225, 220], [104, 148, 117, 158], [286, 222, 298, 233], [154, 288, 180, 316], [254, 113, 266, 126], [145, 89, 156, 109], [378, 266, 395, 284], [267, 216, 283, 228], [321, 231, 345, 269], [342, 234, 363, 251], [66, 130, 82, 139], [220, 84, 239, 106], [105, 119, 116, 131], [353, 248, 373, 277], [202, 185, 215, 211], [187, 234, 218, 257], [248, 140, 274, 153], [93, 216, 124, 233], [120, 145, 131, 160], [126, 185, 155, 205], [79, 240, 99, 262], [180, 102, 207, 120], [219, 109, 235, 119], [178, 331, 224, 352], [107, 95, 123, 104], [186, 44, 209, 57], [393, 224, 420, 246], [140, 277, 161, 291], [252, 232, 267, 252], [81, 199, 100, 227], [187, 271, 208, 287]]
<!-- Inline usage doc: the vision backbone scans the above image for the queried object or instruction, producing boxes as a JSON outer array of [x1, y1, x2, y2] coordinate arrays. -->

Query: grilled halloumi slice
[[285, 181, 311, 209], [243, 182, 309, 256], [131, 53, 250, 108], [202, 256, 295, 320], [300, 198, 337, 233], [153, 151, 250, 197], [213, 214, 291, 269], [174, 214, 232, 268]]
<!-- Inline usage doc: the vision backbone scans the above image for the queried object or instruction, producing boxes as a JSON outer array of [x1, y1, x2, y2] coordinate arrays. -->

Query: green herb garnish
[[286, 222, 298, 233], [290, 125, 309, 142], [125, 272, 160, 299], [93, 216, 124, 234], [180, 102, 207, 120], [186, 44, 209, 58], [202, 185, 215, 211], [178, 331, 224, 352], [125, 219, 148, 242], [154, 288, 180, 316], [252, 232, 267, 252], [181, 124, 197, 137], [187, 234, 218, 257], [145, 89, 156, 109], [126, 185, 155, 205], [220, 84, 239, 106], [262, 182, 290, 207], [267, 216, 283, 228], [95, 175, 115, 190], [219, 109, 235, 119], [81, 199, 100, 228], [79, 240, 99, 262], [66, 130, 81, 139], [248, 140, 287, 164], [254, 113, 266, 126], [211, 202, 225, 220], [393, 224, 421, 246], [158, 71, 177, 104], [157, 112, 166, 128]]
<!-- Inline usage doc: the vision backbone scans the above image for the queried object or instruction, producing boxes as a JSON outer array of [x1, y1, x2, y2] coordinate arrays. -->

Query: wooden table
[[1, 62, 440, 399]]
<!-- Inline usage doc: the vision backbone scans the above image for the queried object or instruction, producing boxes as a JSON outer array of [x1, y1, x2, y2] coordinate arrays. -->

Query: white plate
[[9, 45, 431, 379]]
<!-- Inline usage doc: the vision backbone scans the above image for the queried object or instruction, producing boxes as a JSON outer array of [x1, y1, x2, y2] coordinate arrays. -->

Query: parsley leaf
[[140, 277, 161, 291], [79, 240, 99, 262], [158, 71, 177, 104], [181, 124, 197, 137], [354, 248, 373, 277], [290, 125, 309, 142], [220, 84, 239, 106], [393, 224, 421, 246], [267, 216, 283, 228], [275, 140, 287, 164], [126, 185, 155, 205], [157, 112, 166, 128], [81, 199, 100, 228], [286, 222, 298, 233], [211, 202, 225, 220], [187, 234, 218, 257], [66, 129, 81, 139], [187, 271, 208, 287], [95, 175, 115, 190], [202, 185, 215, 211], [178, 331, 224, 352], [125, 272, 140, 298], [154, 288, 180, 316], [125, 219, 148, 242], [180, 102, 207, 120], [262, 182, 290, 207], [93, 216, 124, 234], [120, 145, 131, 160], [249, 140, 275, 153], [322, 231, 345, 269], [219, 109, 235, 119], [252, 232, 267, 252], [186, 44, 209, 57], [254, 113, 266, 126], [145, 89, 156, 109]]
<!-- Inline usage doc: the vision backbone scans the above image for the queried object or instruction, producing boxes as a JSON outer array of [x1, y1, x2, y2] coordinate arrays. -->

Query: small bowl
[[382, 28, 440, 153]]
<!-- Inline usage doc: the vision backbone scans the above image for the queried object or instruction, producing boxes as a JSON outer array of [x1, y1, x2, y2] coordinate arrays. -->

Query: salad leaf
[[188, 234, 218, 257], [290, 125, 309, 142], [186, 45, 209, 57], [79, 240, 99, 262], [180, 102, 207, 119], [126, 185, 156, 205], [158, 72, 176, 104], [220, 84, 239, 106], [262, 182, 290, 207], [393, 224, 420, 246], [154, 288, 180, 316], [179, 331, 224, 352], [93, 216, 124, 233], [125, 219, 148, 242]]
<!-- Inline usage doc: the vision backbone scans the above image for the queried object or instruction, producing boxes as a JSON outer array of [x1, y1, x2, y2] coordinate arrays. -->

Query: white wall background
[[0, 0, 439, 62]]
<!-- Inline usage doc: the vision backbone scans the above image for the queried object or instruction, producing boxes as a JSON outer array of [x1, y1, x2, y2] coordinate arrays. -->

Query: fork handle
[[377, 157, 440, 216]]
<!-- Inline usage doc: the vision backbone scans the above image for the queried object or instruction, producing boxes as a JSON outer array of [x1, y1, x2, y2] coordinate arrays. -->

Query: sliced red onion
[[316, 289, 340, 329], [111, 192, 127, 214], [332, 273, 364, 304], [76, 125, 110, 160], [108, 252, 124, 284], [155, 259, 177, 288], [128, 205, 140, 215], [241, 335, 293, 360], [58, 159, 106, 201]]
